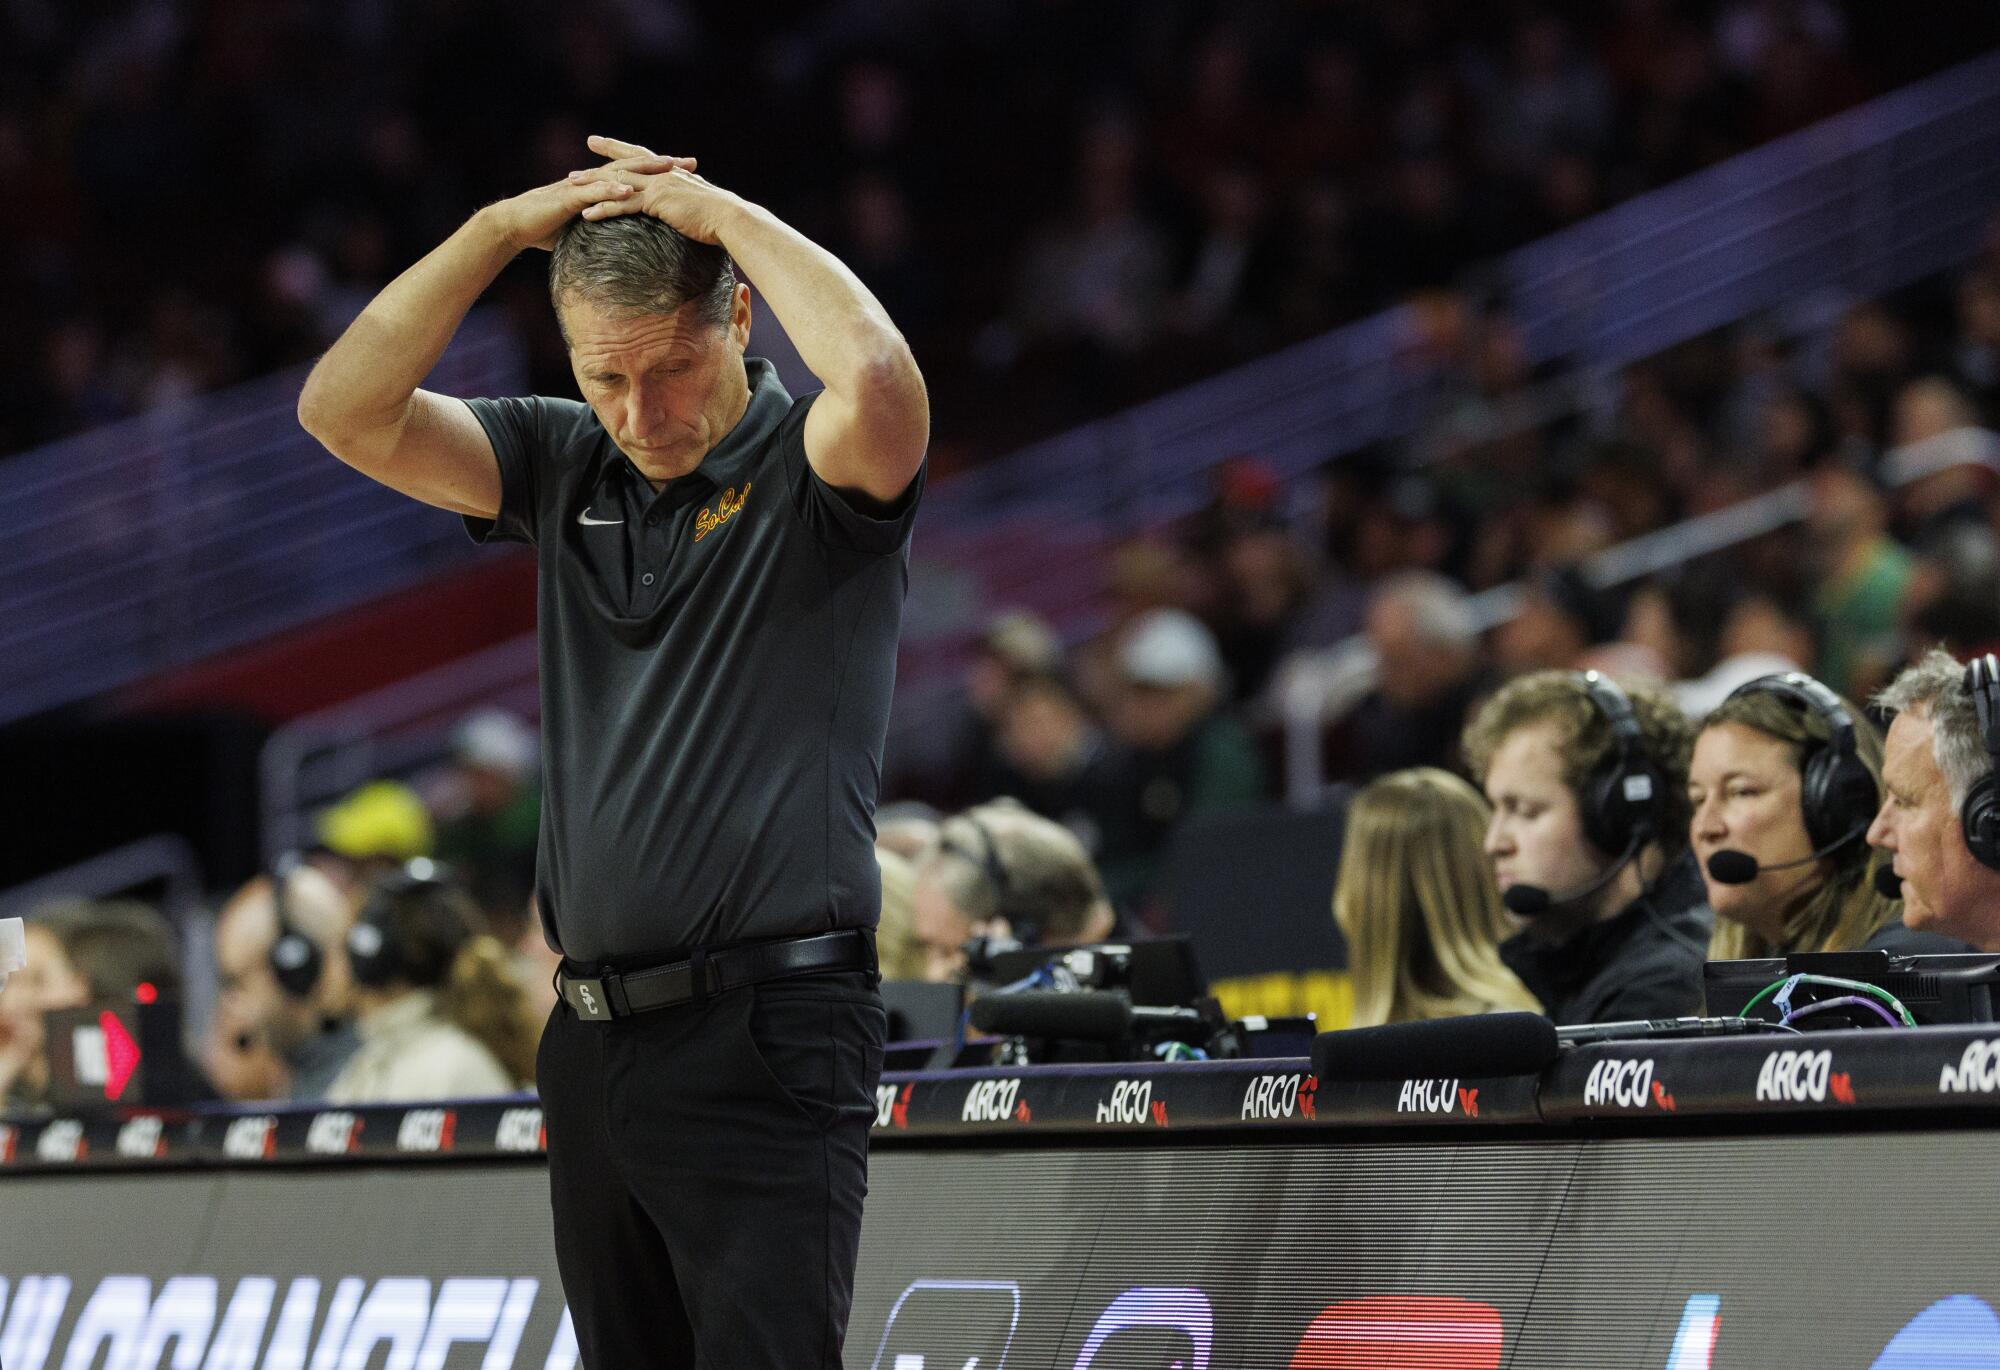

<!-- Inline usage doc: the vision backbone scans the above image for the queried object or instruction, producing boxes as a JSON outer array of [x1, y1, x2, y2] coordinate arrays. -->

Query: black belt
[[556, 929, 875, 1022]]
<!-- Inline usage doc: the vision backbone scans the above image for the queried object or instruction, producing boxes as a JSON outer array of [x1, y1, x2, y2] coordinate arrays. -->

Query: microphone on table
[[1874, 863, 1903, 900], [968, 989, 1210, 1046], [1309, 1011, 1801, 1085], [1705, 826, 1867, 886], [1311, 1012, 1560, 1083], [1502, 836, 1643, 916]]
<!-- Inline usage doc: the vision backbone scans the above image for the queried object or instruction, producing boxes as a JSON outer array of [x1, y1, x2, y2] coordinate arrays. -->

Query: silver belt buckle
[[565, 976, 613, 1021]]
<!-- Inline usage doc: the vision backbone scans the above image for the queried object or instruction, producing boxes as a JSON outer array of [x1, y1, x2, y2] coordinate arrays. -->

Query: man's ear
[[980, 915, 1015, 943], [730, 282, 752, 351]]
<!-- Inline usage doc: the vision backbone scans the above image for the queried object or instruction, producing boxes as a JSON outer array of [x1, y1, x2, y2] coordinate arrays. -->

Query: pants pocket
[[741, 989, 889, 1133]]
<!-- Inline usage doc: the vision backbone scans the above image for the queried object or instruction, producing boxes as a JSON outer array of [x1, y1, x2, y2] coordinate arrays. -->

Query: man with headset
[[204, 858, 361, 1103], [1868, 649, 2000, 950], [911, 802, 1118, 984], [1462, 670, 1715, 1024]]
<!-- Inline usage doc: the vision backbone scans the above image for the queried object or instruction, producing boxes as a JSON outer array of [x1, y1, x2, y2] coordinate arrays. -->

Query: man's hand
[[568, 135, 741, 244], [487, 152, 699, 253]]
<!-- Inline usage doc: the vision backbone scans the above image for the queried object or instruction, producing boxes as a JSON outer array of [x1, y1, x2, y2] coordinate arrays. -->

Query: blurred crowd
[[7, 0, 2000, 1110], [3, 0, 1982, 463], [6, 255, 2000, 1111], [896, 228, 2000, 928], [0, 710, 549, 1114]]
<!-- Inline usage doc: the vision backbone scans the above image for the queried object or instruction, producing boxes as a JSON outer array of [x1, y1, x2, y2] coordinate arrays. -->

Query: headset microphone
[[1706, 826, 1867, 886], [1503, 835, 1643, 916], [1874, 863, 1903, 899]]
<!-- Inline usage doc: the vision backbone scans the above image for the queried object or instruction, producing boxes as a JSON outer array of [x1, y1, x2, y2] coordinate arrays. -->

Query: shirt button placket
[[640, 508, 662, 588]]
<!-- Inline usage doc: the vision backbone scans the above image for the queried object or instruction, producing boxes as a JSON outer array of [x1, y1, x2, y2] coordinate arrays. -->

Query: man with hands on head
[[299, 136, 928, 1368]]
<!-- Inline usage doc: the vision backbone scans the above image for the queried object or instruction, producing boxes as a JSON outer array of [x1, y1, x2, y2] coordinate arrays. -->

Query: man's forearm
[[716, 200, 913, 396], [298, 209, 518, 439]]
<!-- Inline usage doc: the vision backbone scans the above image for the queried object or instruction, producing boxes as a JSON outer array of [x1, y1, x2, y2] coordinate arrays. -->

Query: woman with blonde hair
[[1688, 672, 1953, 959], [873, 846, 929, 982], [1335, 768, 1542, 1027]]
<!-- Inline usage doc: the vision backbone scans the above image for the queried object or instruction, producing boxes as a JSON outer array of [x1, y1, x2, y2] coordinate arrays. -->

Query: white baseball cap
[[454, 709, 538, 778], [1120, 609, 1227, 692]]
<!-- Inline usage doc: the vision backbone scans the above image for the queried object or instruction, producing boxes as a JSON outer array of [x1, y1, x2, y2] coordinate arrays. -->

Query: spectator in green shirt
[[1806, 460, 1912, 698], [1102, 609, 1268, 912], [432, 710, 542, 939]]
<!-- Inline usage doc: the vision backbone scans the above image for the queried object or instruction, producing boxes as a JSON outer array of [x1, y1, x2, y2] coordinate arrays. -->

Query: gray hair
[[548, 216, 737, 341], [918, 802, 1108, 942], [1875, 648, 1994, 809], [1373, 570, 1477, 651]]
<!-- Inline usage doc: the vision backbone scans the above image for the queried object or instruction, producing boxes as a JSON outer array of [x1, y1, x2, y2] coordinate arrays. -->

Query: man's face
[[1493, 599, 1585, 677], [911, 869, 974, 984], [1367, 602, 1429, 707], [1367, 600, 1466, 711], [1112, 682, 1206, 752], [0, 925, 88, 1092], [3, 926, 88, 1015], [461, 761, 519, 816], [1482, 721, 1605, 912], [214, 893, 289, 1050], [1000, 685, 1083, 780], [0, 924, 88, 1030], [1867, 709, 2000, 944], [563, 288, 752, 481]]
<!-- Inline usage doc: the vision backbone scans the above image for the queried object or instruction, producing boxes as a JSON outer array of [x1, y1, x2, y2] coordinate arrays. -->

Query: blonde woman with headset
[[1688, 672, 1962, 958], [1334, 768, 1542, 1027]]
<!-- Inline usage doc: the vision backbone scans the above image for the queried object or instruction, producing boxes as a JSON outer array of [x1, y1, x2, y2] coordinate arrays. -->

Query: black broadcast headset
[[1962, 654, 2000, 872], [941, 812, 1045, 948], [1576, 670, 1666, 860], [1503, 671, 1667, 916], [267, 851, 325, 1000], [346, 858, 465, 991]]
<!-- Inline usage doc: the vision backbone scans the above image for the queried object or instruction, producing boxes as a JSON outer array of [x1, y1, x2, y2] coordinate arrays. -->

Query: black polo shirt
[[462, 358, 923, 965]]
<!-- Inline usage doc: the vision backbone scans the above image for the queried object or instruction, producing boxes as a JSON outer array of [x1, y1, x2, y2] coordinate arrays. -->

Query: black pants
[[538, 969, 884, 1368]]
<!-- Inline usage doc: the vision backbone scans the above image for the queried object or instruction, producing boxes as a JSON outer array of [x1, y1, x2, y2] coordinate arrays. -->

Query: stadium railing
[[0, 312, 524, 727]]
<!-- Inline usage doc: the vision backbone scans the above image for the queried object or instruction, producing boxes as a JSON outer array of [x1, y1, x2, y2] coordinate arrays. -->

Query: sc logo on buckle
[[566, 977, 613, 1021]]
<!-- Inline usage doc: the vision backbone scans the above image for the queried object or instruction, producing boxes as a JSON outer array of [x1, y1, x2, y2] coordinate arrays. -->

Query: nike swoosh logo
[[577, 508, 623, 526]]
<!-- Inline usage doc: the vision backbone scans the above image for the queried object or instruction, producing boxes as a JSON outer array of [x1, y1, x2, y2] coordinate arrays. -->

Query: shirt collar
[[356, 989, 438, 1042], [591, 357, 794, 489]]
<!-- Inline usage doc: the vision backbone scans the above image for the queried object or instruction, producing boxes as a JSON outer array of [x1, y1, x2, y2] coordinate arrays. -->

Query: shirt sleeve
[[460, 395, 551, 546], [779, 391, 926, 556]]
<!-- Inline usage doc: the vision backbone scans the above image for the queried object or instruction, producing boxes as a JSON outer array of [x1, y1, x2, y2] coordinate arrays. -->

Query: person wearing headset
[[1689, 672, 1965, 959], [203, 857, 362, 1103], [1867, 649, 2000, 951], [1463, 669, 1714, 1024], [910, 801, 1117, 985], [323, 862, 543, 1104]]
